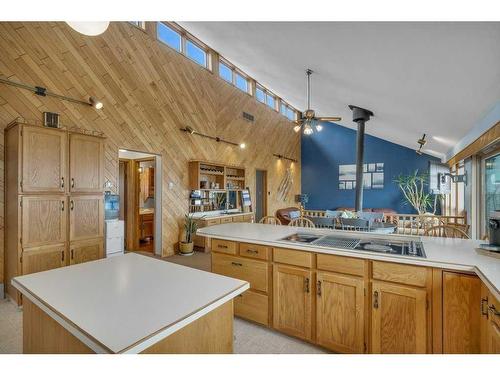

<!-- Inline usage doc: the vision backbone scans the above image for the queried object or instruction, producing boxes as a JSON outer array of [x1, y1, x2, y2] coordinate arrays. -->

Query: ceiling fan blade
[[316, 116, 342, 122]]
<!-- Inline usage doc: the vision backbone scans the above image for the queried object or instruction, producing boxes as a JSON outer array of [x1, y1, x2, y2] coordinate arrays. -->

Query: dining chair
[[340, 217, 370, 231], [288, 217, 316, 228], [357, 211, 384, 223], [259, 216, 282, 225], [423, 225, 470, 239]]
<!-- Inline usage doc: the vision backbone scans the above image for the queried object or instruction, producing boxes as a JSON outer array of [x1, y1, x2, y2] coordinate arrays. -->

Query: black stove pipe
[[348, 105, 374, 212]]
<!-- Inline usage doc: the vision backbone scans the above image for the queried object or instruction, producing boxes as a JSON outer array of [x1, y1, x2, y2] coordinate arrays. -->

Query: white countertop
[[12, 253, 248, 354], [193, 211, 253, 220], [197, 223, 500, 300]]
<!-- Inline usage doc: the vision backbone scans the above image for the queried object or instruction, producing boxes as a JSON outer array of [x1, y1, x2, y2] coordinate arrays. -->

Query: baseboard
[[0, 283, 4, 299]]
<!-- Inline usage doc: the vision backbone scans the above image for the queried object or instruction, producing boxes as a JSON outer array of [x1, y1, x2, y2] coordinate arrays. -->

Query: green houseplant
[[394, 170, 442, 215], [179, 213, 198, 256]]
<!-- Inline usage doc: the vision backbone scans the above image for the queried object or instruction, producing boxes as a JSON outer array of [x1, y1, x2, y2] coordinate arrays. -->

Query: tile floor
[[0, 251, 328, 354]]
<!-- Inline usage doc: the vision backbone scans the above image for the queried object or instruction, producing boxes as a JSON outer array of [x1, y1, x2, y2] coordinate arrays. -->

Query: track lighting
[[89, 96, 103, 110], [416, 134, 427, 155], [273, 153, 298, 163], [180, 126, 246, 150], [0, 77, 104, 110]]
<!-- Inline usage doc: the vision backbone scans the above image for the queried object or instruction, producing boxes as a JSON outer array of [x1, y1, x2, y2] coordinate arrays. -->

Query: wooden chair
[[288, 217, 316, 228], [259, 216, 282, 225], [423, 225, 470, 239]]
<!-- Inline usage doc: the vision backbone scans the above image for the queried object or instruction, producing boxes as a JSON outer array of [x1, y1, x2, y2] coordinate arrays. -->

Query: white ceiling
[[181, 22, 500, 158]]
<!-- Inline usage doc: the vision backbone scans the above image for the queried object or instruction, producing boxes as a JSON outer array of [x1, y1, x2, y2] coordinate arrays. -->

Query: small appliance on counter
[[477, 211, 500, 257]]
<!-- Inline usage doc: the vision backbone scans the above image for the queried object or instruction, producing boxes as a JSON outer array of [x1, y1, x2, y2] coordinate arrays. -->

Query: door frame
[[119, 150, 162, 256], [478, 147, 500, 239], [255, 168, 268, 222]]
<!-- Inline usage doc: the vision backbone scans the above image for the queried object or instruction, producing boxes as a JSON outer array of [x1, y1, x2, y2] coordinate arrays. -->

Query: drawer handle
[[70, 200, 74, 211], [218, 244, 228, 249], [61, 177, 65, 188], [71, 249, 74, 260], [71, 178, 75, 188], [61, 250, 65, 262], [481, 297, 489, 316], [317, 280, 322, 296], [246, 249, 259, 254], [231, 262, 243, 267], [304, 277, 310, 293], [61, 201, 65, 211], [373, 291, 379, 309]]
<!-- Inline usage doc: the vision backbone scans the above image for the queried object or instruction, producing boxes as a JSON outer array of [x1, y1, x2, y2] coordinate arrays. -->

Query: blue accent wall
[[301, 123, 440, 214]]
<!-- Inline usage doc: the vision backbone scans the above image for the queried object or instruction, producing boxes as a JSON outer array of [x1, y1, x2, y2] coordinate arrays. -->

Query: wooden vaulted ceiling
[[0, 22, 301, 269]]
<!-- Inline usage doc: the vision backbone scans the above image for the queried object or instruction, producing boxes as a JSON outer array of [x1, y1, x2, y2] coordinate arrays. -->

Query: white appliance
[[105, 219, 125, 257]]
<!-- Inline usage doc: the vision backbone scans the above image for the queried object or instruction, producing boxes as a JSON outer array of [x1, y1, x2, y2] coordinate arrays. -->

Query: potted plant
[[179, 213, 198, 256], [394, 170, 442, 215]]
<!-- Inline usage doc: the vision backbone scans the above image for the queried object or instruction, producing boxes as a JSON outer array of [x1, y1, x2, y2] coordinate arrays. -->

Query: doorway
[[118, 149, 162, 255], [255, 169, 268, 222]]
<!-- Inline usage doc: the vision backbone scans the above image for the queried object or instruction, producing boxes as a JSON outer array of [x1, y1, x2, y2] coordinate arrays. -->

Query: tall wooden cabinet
[[5, 122, 105, 303]]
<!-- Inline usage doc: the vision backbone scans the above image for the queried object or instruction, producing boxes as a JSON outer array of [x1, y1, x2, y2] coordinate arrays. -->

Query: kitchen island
[[12, 253, 248, 354], [198, 223, 500, 354]]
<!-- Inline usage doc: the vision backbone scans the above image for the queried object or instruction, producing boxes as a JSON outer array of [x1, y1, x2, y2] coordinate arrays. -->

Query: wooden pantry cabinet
[[4, 121, 105, 303], [480, 283, 500, 353]]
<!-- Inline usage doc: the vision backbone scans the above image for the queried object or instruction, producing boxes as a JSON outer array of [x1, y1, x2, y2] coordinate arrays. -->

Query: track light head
[[89, 96, 103, 110], [239, 143, 246, 149], [184, 126, 195, 134]]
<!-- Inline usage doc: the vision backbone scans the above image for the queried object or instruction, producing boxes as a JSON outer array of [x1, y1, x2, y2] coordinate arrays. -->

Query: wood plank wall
[[0, 22, 301, 282]]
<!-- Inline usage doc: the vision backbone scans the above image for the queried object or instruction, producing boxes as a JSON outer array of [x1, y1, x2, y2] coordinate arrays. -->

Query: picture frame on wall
[[372, 172, 384, 189], [339, 182, 345, 190], [345, 181, 353, 189]]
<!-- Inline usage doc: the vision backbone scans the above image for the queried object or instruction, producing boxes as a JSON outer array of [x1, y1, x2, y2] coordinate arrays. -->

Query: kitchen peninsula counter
[[12, 253, 248, 354], [197, 223, 500, 300]]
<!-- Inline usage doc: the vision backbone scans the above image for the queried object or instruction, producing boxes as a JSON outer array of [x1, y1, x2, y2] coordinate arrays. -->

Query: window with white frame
[[218, 59, 250, 94], [129, 21, 146, 29], [157, 22, 181, 52], [186, 39, 207, 67]]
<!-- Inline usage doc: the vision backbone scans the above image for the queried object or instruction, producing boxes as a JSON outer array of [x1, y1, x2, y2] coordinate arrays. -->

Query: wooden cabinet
[[442, 272, 481, 353], [234, 290, 269, 326], [371, 281, 428, 353], [70, 239, 103, 265], [69, 195, 104, 241], [481, 286, 500, 354], [212, 253, 269, 293], [211, 239, 237, 255], [5, 122, 105, 304], [69, 133, 104, 193], [21, 196, 67, 247], [273, 264, 312, 340], [21, 125, 66, 193], [21, 245, 66, 275], [316, 272, 365, 353], [140, 213, 154, 240]]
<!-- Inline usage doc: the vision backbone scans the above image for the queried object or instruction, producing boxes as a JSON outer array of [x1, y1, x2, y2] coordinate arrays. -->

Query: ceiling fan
[[294, 69, 342, 135]]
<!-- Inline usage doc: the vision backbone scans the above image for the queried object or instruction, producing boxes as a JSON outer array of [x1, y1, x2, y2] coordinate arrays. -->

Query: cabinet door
[[480, 284, 491, 353], [21, 126, 66, 193], [487, 293, 500, 354], [69, 134, 104, 193], [442, 272, 481, 353], [70, 239, 103, 265], [273, 264, 312, 340], [69, 195, 104, 241], [22, 245, 66, 275], [316, 272, 365, 353], [21, 196, 67, 247], [371, 281, 427, 353]]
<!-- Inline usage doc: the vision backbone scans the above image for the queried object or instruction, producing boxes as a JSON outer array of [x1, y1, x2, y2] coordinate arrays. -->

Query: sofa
[[276, 207, 302, 225]]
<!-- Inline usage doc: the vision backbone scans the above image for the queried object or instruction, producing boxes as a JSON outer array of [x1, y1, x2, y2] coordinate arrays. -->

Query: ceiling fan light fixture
[[293, 125, 302, 133], [66, 22, 110, 36], [303, 124, 314, 135], [315, 123, 323, 132]]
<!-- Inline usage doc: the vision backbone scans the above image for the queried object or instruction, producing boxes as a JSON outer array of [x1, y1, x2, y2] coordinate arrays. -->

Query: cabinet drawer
[[212, 253, 269, 293], [220, 217, 233, 224], [372, 261, 429, 287], [243, 214, 254, 223], [211, 239, 237, 255], [232, 215, 244, 222], [317, 253, 366, 276], [205, 219, 220, 226], [234, 290, 269, 326], [273, 248, 313, 268], [239, 243, 270, 261]]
